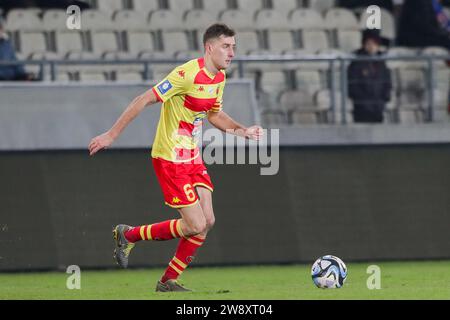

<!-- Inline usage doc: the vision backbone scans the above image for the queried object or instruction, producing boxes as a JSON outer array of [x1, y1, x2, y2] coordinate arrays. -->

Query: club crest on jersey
[[157, 80, 172, 95], [208, 86, 216, 95]]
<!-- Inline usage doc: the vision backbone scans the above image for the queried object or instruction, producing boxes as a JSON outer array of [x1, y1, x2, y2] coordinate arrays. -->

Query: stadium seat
[[295, 70, 323, 94], [219, 9, 253, 30], [421, 46, 449, 56], [235, 0, 264, 15], [254, 9, 289, 29], [219, 10, 260, 55], [124, 32, 156, 58], [42, 10, 70, 53], [336, 30, 362, 53], [290, 109, 321, 125], [255, 9, 296, 51], [28, 51, 59, 61], [113, 10, 147, 30], [359, 8, 395, 41], [96, 0, 125, 13], [42, 10, 67, 31], [385, 90, 399, 123], [185, 10, 217, 50], [308, 0, 336, 13], [82, 10, 114, 30], [316, 89, 352, 124], [81, 11, 121, 57], [289, 8, 325, 30], [168, 0, 196, 18], [5, 10, 47, 58], [113, 11, 152, 57], [282, 49, 321, 70], [397, 69, 425, 92], [421, 47, 450, 71], [159, 29, 191, 53], [279, 89, 315, 110], [301, 30, 329, 52], [279, 89, 325, 125], [148, 10, 190, 53], [386, 47, 422, 69], [315, 90, 343, 115], [259, 70, 290, 109], [148, 9, 183, 30], [90, 32, 121, 57], [202, 0, 231, 16], [398, 90, 424, 118], [324, 8, 360, 48], [398, 109, 425, 124], [6, 9, 42, 31], [17, 32, 48, 59], [271, 0, 300, 16], [324, 8, 360, 31], [55, 31, 85, 58], [424, 88, 449, 110], [289, 9, 329, 52], [260, 70, 289, 93], [131, 0, 160, 13]]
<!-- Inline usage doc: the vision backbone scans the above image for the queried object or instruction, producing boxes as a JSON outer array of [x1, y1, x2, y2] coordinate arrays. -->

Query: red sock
[[161, 235, 205, 283], [124, 219, 184, 243]]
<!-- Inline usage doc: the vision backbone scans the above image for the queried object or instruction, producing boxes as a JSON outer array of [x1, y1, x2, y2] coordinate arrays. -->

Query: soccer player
[[88, 24, 263, 292]]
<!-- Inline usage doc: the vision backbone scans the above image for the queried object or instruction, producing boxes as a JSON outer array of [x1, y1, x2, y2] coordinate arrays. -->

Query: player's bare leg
[[196, 186, 215, 237]]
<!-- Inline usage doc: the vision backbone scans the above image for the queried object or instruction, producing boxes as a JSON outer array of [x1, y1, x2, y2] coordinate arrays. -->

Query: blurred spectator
[[398, 0, 450, 49], [0, 17, 35, 81], [347, 29, 392, 123]]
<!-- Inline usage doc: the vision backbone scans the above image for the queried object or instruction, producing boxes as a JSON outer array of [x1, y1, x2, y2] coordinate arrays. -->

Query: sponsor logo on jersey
[[172, 197, 181, 204], [157, 80, 173, 95], [177, 70, 185, 78]]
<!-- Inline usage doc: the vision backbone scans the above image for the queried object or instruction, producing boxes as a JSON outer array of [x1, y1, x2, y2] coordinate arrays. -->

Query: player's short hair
[[203, 23, 236, 46]]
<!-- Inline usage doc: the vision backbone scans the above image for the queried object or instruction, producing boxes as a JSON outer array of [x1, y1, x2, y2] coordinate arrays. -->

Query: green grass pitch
[[1, 261, 450, 300]]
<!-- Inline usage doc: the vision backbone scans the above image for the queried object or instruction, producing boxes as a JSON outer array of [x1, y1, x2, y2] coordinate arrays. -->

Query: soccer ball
[[311, 255, 347, 289]]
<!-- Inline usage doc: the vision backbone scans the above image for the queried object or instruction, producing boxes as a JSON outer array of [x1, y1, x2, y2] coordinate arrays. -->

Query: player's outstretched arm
[[88, 89, 159, 156], [208, 110, 264, 141]]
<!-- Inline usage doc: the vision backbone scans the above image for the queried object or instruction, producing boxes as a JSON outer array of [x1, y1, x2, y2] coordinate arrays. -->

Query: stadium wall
[[0, 145, 449, 271]]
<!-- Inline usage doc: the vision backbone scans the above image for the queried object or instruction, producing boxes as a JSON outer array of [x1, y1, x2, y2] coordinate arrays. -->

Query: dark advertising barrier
[[1, 145, 450, 271]]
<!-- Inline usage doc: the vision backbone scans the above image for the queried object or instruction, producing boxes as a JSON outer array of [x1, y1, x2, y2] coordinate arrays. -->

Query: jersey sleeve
[[152, 66, 191, 103], [210, 73, 226, 113]]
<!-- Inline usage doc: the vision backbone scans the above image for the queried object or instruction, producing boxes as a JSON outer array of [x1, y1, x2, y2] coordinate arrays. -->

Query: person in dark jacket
[[347, 29, 392, 123], [0, 17, 33, 81], [397, 0, 450, 49]]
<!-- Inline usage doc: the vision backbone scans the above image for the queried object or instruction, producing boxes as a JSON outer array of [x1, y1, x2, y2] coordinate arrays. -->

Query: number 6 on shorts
[[183, 184, 196, 202]]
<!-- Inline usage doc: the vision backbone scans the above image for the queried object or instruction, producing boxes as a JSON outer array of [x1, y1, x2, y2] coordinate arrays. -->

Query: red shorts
[[152, 157, 214, 208]]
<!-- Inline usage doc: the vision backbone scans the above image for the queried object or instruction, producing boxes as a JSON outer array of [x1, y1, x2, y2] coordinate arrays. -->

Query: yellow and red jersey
[[151, 57, 226, 163]]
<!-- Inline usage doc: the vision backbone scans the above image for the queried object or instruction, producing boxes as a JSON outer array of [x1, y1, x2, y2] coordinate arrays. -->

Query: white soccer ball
[[311, 255, 348, 289]]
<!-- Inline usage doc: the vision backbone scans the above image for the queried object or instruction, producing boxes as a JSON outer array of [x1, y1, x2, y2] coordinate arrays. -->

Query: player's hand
[[244, 125, 264, 141], [88, 131, 114, 156]]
